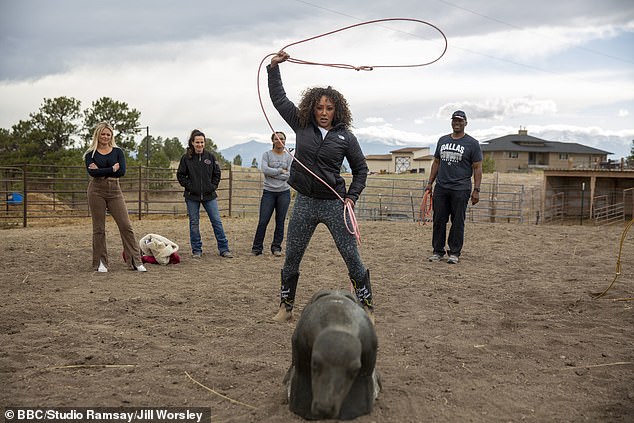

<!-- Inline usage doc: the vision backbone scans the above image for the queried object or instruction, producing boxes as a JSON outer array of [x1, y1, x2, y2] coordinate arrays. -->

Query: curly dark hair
[[297, 86, 353, 130], [186, 129, 205, 159]]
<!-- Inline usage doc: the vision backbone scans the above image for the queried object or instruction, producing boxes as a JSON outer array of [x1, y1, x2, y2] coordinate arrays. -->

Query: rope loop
[[279, 18, 448, 70], [591, 218, 634, 301], [344, 201, 361, 244], [419, 189, 433, 225]]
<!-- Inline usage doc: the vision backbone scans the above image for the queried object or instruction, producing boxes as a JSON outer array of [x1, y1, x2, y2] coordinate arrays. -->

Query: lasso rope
[[419, 189, 433, 225], [591, 218, 634, 301], [257, 18, 448, 244]]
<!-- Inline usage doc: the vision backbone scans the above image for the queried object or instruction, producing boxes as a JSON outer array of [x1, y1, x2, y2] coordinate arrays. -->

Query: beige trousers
[[88, 177, 141, 270]]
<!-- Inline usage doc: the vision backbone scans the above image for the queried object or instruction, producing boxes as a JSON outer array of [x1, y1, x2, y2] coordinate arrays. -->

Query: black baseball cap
[[451, 110, 467, 121]]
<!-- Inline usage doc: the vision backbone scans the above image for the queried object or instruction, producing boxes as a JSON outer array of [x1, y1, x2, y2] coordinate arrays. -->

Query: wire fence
[[1, 164, 627, 228]]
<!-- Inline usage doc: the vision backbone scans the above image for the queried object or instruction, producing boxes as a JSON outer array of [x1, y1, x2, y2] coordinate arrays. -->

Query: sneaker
[[97, 260, 108, 273], [250, 250, 262, 256], [447, 255, 459, 264], [428, 253, 443, 262], [136, 264, 147, 272], [220, 251, 233, 258], [272, 250, 282, 257], [192, 252, 202, 259]]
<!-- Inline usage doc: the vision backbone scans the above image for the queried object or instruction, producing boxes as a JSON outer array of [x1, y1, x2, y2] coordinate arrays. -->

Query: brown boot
[[272, 304, 293, 322], [364, 305, 375, 326]]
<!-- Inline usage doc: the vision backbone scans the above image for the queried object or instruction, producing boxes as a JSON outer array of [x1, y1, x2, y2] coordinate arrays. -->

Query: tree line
[[3, 96, 632, 170], [0, 96, 230, 168]]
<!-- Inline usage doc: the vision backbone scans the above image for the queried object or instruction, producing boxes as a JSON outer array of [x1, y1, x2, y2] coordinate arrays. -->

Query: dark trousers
[[251, 189, 291, 254], [431, 185, 471, 257]]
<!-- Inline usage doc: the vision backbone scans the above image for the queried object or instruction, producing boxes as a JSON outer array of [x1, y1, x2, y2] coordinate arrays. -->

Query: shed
[[543, 169, 634, 223]]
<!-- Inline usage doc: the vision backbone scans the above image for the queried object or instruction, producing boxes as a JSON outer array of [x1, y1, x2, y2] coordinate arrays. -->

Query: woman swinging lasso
[[267, 50, 374, 324]]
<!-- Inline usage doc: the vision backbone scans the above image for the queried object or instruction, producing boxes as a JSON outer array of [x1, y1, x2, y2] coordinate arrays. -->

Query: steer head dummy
[[285, 290, 379, 420]]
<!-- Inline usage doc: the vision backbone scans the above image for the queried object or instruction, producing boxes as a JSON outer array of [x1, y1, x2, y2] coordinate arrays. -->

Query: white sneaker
[[136, 264, 147, 272], [97, 260, 108, 273], [428, 254, 443, 262], [447, 255, 459, 264]]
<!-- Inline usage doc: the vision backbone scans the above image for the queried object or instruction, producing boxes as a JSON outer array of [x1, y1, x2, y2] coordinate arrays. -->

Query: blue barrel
[[7, 192, 23, 205]]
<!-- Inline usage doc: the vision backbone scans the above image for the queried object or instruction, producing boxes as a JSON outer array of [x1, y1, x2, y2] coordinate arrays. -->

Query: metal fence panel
[[1, 164, 546, 227]]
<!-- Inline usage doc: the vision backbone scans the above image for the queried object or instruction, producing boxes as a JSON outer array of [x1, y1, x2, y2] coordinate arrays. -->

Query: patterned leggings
[[281, 193, 370, 307]]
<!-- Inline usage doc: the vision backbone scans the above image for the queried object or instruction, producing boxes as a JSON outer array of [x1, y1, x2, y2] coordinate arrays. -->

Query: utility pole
[[134, 126, 150, 167], [134, 126, 150, 219]]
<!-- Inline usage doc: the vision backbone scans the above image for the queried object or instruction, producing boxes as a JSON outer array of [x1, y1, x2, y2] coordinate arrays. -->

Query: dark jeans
[[251, 189, 291, 253], [431, 185, 471, 257], [185, 198, 229, 255]]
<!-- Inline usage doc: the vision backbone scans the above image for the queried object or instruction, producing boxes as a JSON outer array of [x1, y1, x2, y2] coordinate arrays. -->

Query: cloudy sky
[[1, 0, 633, 158]]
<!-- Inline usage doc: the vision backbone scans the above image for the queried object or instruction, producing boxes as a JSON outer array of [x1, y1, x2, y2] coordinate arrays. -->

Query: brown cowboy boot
[[272, 270, 299, 322], [272, 304, 293, 322]]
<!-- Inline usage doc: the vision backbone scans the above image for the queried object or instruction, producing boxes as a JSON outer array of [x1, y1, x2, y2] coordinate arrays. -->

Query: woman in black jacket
[[177, 129, 232, 258], [268, 50, 373, 323]]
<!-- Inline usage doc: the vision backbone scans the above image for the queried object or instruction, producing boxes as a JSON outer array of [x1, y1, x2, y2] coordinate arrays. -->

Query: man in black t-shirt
[[425, 110, 483, 264]]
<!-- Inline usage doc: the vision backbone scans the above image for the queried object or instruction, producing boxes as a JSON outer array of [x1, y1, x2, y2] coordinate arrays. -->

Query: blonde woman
[[84, 122, 146, 273]]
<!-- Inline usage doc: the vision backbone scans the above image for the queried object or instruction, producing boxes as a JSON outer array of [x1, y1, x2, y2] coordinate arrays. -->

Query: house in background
[[366, 147, 434, 174], [481, 129, 611, 172], [365, 154, 393, 174]]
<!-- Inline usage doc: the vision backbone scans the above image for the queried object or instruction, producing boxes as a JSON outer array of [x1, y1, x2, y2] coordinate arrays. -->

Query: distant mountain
[[220, 129, 631, 167], [219, 137, 427, 167], [220, 140, 272, 167]]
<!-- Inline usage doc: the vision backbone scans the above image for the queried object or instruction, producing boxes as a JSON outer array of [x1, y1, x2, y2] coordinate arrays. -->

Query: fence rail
[[1, 163, 604, 228], [593, 202, 625, 225]]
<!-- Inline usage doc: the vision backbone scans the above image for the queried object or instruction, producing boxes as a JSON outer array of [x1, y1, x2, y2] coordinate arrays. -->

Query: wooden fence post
[[138, 166, 142, 220], [228, 166, 233, 217], [23, 164, 28, 228]]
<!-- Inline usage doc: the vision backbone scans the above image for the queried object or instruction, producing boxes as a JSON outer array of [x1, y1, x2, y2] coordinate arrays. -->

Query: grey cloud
[[0, 0, 304, 80], [437, 98, 558, 121], [427, 0, 634, 36], [3, 0, 633, 80]]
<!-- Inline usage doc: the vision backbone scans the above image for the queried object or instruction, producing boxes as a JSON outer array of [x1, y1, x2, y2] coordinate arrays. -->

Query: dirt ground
[[1, 216, 633, 422]]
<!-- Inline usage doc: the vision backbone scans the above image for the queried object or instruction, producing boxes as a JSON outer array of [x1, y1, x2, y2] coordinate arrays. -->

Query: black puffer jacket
[[268, 65, 368, 202], [176, 150, 221, 202]]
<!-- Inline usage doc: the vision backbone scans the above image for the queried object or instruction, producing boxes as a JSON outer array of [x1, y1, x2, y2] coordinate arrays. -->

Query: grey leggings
[[283, 193, 367, 282]]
